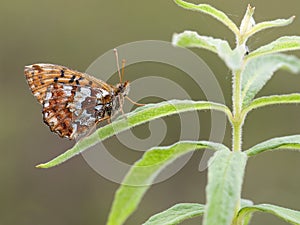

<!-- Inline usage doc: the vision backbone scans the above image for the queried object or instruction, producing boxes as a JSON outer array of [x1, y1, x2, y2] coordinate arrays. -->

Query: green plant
[[36, 1, 300, 224]]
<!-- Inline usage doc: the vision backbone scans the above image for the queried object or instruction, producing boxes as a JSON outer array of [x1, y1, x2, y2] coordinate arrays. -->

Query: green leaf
[[241, 54, 300, 107], [172, 31, 229, 54], [36, 100, 231, 168], [245, 135, 300, 156], [173, 0, 239, 35], [203, 151, 248, 225], [142, 203, 205, 225], [244, 16, 295, 42], [107, 141, 229, 225], [172, 31, 245, 70], [238, 204, 300, 225], [247, 36, 300, 59], [243, 94, 300, 115], [142, 199, 254, 225]]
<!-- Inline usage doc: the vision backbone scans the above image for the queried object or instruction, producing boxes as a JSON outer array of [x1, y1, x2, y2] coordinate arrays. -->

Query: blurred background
[[1, 0, 300, 224]]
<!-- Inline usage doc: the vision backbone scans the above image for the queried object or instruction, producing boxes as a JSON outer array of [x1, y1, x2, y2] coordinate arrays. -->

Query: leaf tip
[[35, 163, 49, 169], [172, 33, 180, 46], [35, 164, 45, 168]]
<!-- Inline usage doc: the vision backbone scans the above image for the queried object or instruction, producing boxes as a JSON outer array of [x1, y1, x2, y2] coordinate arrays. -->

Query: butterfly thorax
[[94, 81, 130, 120], [115, 81, 130, 96]]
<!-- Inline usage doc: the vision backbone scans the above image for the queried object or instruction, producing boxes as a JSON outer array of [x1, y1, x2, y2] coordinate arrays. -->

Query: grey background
[[1, 0, 299, 225]]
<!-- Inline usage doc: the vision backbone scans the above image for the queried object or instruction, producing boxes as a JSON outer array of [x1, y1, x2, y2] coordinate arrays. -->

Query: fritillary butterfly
[[24, 61, 130, 140]]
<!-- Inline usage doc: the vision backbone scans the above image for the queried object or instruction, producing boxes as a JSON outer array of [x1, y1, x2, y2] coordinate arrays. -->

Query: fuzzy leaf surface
[[203, 151, 247, 225], [36, 100, 231, 168], [173, 31, 245, 70], [241, 54, 300, 107], [142, 203, 205, 225], [247, 36, 300, 59], [245, 135, 300, 156], [238, 204, 300, 225], [173, 0, 239, 35], [107, 141, 229, 225]]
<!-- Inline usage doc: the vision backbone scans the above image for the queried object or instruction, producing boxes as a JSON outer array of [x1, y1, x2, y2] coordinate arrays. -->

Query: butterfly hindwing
[[24, 63, 124, 139]]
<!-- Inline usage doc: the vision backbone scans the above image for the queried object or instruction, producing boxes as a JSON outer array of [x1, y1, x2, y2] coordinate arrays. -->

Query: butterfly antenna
[[114, 48, 122, 83], [121, 59, 126, 83]]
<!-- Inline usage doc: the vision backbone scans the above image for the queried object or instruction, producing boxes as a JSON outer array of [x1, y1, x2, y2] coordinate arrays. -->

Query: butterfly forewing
[[24, 63, 129, 139]]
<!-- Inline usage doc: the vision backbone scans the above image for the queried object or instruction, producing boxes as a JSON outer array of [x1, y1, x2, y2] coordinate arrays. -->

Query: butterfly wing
[[24, 63, 114, 139]]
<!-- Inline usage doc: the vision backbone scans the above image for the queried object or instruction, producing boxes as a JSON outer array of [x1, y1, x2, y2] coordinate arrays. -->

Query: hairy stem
[[232, 69, 243, 152]]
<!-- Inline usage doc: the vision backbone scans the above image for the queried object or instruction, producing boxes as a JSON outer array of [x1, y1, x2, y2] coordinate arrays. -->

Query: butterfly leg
[[78, 115, 111, 140]]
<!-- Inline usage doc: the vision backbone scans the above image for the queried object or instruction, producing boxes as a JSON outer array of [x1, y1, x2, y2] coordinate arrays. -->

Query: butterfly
[[24, 54, 130, 140]]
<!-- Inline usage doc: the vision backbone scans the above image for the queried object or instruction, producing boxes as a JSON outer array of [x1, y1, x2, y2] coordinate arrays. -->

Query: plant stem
[[232, 69, 243, 152], [233, 69, 242, 117], [232, 121, 242, 151], [231, 69, 244, 225]]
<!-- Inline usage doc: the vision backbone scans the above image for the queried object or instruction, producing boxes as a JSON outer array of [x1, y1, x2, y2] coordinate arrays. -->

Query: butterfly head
[[116, 81, 130, 97]]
